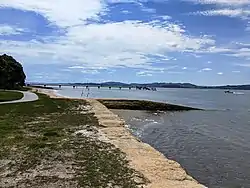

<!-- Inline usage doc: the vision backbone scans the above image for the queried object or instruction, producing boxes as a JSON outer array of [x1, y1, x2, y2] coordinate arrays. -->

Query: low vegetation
[[98, 99, 200, 111], [0, 91, 23, 102], [0, 94, 144, 187]]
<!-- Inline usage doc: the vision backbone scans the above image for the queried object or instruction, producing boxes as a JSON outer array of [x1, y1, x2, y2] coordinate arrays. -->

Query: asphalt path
[[0, 91, 38, 105]]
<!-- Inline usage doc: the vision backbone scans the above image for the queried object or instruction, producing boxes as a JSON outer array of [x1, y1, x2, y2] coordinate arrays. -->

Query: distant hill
[[130, 82, 198, 88], [28, 82, 250, 90], [202, 85, 250, 90], [101, 82, 129, 87]]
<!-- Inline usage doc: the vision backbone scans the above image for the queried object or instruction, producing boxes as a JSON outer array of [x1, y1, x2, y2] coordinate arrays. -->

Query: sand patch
[[74, 125, 110, 143]]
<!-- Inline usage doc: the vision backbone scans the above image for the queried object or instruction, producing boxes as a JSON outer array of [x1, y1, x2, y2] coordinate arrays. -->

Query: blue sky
[[0, 0, 250, 85]]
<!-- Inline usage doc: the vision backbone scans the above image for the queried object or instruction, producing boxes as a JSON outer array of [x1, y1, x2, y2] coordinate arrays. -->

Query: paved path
[[0, 91, 39, 104]]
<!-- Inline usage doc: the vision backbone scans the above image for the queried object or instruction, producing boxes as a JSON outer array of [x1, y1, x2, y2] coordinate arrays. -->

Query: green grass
[[0, 94, 145, 187], [0, 90, 23, 102]]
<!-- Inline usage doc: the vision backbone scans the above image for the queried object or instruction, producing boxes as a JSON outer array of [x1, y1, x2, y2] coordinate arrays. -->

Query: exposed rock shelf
[[97, 99, 201, 111]]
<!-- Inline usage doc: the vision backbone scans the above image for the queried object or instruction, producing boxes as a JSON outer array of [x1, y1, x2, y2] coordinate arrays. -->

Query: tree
[[0, 54, 26, 89]]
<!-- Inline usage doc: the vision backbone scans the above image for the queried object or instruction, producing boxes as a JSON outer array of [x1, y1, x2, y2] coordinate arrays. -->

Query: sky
[[0, 0, 250, 85]]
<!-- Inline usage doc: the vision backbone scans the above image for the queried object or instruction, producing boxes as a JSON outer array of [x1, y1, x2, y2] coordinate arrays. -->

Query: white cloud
[[236, 63, 250, 67], [203, 43, 250, 59], [192, 54, 202, 58], [185, 0, 250, 7], [195, 46, 233, 54], [141, 7, 156, 13], [202, 68, 212, 71], [207, 61, 212, 64], [3, 0, 249, 83], [226, 48, 250, 59], [68, 66, 85, 69], [199, 67, 212, 72], [136, 68, 165, 76], [187, 0, 250, 34], [232, 70, 241, 73], [81, 69, 100, 74], [0, 19, 215, 70], [0, 0, 105, 27], [245, 23, 250, 31], [121, 10, 130, 14], [61, 69, 72, 72], [191, 9, 250, 19], [167, 71, 184, 74], [0, 25, 25, 35], [217, 72, 223, 75], [68, 65, 105, 74], [136, 71, 153, 77], [135, 67, 175, 76], [0, 0, 220, 73], [160, 15, 172, 20]]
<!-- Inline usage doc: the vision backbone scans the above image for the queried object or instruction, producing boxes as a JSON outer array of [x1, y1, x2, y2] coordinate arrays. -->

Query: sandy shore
[[36, 88, 206, 188], [32, 88, 62, 98]]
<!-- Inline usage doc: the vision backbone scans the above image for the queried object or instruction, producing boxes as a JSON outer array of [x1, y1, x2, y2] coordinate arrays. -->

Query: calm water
[[57, 86, 250, 188]]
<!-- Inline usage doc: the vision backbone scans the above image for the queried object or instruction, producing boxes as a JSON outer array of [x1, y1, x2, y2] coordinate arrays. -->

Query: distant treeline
[[28, 82, 250, 90]]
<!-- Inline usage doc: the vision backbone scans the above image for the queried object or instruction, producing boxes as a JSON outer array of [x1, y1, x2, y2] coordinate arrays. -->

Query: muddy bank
[[87, 99, 206, 188]]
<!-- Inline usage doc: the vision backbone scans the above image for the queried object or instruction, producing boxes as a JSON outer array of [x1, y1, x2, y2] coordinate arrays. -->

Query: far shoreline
[[32, 87, 202, 111]]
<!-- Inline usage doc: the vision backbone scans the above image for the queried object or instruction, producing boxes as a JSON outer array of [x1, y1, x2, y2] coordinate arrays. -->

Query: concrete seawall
[[87, 99, 206, 188]]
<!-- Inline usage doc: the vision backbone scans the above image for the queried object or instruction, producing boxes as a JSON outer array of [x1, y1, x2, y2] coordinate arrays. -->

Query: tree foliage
[[0, 54, 26, 89]]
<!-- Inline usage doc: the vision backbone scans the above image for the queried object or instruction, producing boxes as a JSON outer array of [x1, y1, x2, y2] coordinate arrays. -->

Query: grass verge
[[0, 91, 23, 102], [0, 94, 145, 187]]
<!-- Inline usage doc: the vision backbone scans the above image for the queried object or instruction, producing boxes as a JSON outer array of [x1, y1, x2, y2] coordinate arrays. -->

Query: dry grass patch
[[0, 94, 146, 188]]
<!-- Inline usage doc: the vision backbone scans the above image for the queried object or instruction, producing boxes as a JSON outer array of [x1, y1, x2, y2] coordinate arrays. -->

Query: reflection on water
[[57, 86, 250, 188]]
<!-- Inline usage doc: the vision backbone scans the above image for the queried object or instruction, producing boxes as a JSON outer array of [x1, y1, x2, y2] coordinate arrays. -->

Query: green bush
[[0, 54, 26, 89]]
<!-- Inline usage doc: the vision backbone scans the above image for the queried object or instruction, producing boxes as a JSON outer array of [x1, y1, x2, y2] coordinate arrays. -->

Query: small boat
[[224, 90, 234, 94]]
